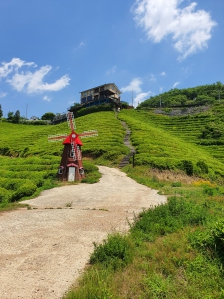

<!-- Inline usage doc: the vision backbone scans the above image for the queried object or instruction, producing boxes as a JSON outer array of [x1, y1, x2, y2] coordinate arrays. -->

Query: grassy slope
[[65, 107, 224, 299], [0, 111, 128, 206], [118, 109, 224, 179], [1, 108, 224, 298]]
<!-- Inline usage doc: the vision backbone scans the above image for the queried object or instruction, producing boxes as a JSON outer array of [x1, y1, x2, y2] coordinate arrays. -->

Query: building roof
[[79, 83, 122, 94]]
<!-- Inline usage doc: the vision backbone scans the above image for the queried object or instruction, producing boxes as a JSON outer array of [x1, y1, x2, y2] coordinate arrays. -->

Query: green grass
[[65, 188, 224, 299]]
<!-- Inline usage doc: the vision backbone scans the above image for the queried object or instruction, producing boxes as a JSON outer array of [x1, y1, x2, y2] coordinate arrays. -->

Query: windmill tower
[[48, 112, 98, 182]]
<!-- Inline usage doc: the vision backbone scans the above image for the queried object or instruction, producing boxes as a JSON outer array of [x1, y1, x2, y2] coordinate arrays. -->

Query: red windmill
[[48, 112, 98, 181]]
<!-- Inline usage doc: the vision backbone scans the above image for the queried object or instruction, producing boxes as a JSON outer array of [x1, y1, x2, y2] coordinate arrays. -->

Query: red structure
[[48, 112, 97, 181]]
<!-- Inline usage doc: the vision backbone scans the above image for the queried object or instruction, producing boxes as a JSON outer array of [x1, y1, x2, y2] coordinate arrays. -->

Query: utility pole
[[160, 96, 162, 107], [26, 104, 28, 119]]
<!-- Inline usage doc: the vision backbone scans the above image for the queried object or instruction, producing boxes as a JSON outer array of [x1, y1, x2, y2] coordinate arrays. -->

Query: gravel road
[[0, 166, 166, 299]]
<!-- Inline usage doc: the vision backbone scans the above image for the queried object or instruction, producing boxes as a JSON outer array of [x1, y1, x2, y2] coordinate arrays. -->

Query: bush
[[11, 182, 37, 202], [203, 185, 219, 196], [171, 182, 182, 187], [196, 161, 209, 174], [90, 233, 133, 270], [191, 220, 224, 263], [180, 160, 194, 176], [75, 104, 113, 118], [0, 187, 12, 203], [82, 161, 98, 173]]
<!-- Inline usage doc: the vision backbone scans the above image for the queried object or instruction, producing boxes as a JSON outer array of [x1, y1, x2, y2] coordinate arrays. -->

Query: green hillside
[[138, 82, 224, 108], [1, 105, 224, 298], [118, 106, 224, 180], [0, 111, 128, 205]]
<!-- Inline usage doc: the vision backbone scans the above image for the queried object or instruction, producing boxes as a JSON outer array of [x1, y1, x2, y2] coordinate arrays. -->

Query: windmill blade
[[79, 130, 98, 138], [48, 134, 68, 142], [67, 112, 76, 131]]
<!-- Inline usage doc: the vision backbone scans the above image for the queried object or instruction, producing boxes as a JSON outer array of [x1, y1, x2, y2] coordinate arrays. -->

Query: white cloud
[[134, 91, 151, 106], [0, 92, 7, 98], [161, 71, 166, 76], [106, 65, 117, 75], [75, 41, 86, 50], [43, 95, 52, 102], [121, 78, 152, 107], [132, 0, 217, 59], [1, 58, 70, 94], [121, 78, 143, 93], [173, 81, 180, 88], [0, 58, 36, 79]]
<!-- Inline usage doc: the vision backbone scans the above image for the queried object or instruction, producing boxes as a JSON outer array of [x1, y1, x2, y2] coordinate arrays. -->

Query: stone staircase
[[118, 121, 135, 168]]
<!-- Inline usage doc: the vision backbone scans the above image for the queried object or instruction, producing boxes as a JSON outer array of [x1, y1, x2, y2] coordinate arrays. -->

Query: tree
[[7, 111, 14, 121], [0, 104, 3, 118], [13, 110, 20, 123], [41, 112, 55, 121]]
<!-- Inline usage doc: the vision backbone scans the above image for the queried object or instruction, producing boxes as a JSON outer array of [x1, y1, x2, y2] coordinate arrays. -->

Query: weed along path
[[0, 166, 166, 299]]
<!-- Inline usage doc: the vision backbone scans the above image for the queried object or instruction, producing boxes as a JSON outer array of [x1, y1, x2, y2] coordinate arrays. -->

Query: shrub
[[191, 220, 224, 263], [0, 187, 12, 203], [11, 182, 37, 202], [171, 182, 182, 187], [82, 161, 98, 173], [203, 185, 219, 196], [196, 161, 209, 174], [90, 233, 133, 270], [180, 160, 194, 176]]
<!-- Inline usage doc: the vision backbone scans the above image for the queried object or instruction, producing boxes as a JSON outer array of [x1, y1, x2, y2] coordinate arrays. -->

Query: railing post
[[132, 153, 135, 168]]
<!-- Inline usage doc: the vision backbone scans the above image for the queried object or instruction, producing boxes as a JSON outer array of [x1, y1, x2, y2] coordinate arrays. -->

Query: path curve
[[0, 166, 166, 299]]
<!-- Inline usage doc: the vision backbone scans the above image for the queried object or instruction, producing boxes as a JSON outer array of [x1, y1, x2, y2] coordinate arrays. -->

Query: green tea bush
[[0, 187, 13, 203], [82, 161, 98, 174], [81, 161, 101, 184], [196, 160, 209, 174], [180, 160, 194, 176], [11, 182, 37, 202], [90, 233, 134, 270], [75, 104, 113, 118], [0, 178, 24, 190]]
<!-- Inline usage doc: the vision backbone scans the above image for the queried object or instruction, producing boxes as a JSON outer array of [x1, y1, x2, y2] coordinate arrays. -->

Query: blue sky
[[0, 0, 223, 118]]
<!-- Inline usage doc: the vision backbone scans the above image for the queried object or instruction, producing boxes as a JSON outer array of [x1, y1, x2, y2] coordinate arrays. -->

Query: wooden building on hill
[[79, 83, 122, 107]]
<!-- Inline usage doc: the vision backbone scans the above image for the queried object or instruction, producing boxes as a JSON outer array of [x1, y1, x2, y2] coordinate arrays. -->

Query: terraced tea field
[[119, 107, 224, 178], [1, 106, 224, 205], [0, 112, 128, 205]]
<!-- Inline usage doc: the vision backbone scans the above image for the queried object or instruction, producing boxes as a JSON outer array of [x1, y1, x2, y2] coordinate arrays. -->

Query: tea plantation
[[0, 111, 128, 206], [118, 106, 224, 180]]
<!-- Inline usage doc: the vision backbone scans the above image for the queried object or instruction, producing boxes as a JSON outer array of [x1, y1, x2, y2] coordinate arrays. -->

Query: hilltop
[[138, 81, 224, 109]]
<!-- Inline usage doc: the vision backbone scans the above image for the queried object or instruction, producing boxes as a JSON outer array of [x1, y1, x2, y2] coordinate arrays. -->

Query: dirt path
[[0, 166, 166, 299]]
